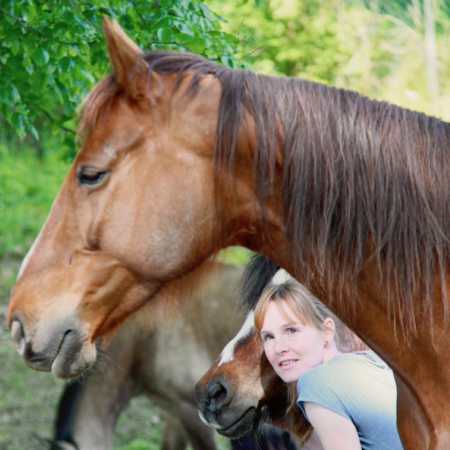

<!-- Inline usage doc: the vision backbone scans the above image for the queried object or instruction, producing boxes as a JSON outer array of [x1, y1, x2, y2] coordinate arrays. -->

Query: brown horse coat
[[8, 19, 450, 450]]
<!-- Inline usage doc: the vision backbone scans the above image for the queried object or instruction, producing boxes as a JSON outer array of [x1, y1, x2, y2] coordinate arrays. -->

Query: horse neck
[[227, 75, 450, 293]]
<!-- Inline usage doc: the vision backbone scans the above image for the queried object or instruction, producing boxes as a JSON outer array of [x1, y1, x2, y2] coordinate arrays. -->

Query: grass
[[0, 146, 69, 258]]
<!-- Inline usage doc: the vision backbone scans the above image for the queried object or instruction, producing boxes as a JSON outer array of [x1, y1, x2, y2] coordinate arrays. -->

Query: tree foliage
[[212, 0, 346, 83], [0, 0, 240, 150], [212, 0, 449, 120]]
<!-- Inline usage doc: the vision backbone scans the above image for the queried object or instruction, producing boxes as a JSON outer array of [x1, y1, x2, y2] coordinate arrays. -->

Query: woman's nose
[[274, 337, 288, 354]]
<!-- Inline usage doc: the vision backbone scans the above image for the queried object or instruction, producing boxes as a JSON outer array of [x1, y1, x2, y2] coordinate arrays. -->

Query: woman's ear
[[323, 317, 336, 345]]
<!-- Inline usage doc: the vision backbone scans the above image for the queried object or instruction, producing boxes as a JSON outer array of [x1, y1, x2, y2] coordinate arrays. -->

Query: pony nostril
[[207, 380, 230, 412]]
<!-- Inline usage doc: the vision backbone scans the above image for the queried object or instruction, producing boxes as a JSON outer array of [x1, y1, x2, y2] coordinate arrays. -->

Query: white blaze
[[271, 268, 293, 285], [218, 311, 255, 366]]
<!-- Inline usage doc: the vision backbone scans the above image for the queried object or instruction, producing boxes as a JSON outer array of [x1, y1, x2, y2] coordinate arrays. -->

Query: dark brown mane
[[80, 51, 450, 336]]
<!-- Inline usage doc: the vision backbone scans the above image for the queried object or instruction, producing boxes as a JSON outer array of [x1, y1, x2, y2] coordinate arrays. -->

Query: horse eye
[[77, 167, 109, 187]]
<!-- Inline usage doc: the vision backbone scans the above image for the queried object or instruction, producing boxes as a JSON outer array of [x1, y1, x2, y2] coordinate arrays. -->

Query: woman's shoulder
[[297, 351, 398, 423], [332, 350, 391, 370], [298, 350, 393, 394], [297, 355, 403, 450]]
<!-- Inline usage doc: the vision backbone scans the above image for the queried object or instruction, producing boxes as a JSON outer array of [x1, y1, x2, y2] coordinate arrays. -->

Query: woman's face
[[260, 301, 327, 383]]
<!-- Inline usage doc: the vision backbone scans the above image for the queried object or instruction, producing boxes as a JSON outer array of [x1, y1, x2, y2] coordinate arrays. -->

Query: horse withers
[[8, 18, 450, 450]]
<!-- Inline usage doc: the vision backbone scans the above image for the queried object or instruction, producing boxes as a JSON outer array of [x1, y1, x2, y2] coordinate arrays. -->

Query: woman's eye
[[77, 167, 109, 187], [286, 327, 299, 335]]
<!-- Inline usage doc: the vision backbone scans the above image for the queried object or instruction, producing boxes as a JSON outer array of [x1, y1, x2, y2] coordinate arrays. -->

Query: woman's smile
[[278, 358, 300, 370]]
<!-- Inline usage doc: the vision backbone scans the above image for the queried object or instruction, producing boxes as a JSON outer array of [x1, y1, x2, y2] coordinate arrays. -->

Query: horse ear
[[103, 17, 150, 100]]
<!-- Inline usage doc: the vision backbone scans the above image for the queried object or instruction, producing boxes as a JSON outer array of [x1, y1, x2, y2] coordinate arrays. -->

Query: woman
[[254, 277, 404, 450]]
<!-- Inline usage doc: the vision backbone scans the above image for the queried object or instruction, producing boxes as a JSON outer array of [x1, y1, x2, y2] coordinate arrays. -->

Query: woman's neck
[[322, 345, 341, 364]]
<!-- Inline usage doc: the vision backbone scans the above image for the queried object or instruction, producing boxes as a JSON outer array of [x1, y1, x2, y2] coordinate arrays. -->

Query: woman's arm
[[300, 429, 324, 450], [304, 402, 361, 450]]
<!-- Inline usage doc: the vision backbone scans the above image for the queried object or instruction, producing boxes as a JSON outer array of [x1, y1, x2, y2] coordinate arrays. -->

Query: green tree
[[0, 0, 240, 152], [212, 0, 346, 83], [211, 0, 449, 120]]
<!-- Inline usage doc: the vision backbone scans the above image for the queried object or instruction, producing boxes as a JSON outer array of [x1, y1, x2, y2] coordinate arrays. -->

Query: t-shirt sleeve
[[297, 369, 352, 422]]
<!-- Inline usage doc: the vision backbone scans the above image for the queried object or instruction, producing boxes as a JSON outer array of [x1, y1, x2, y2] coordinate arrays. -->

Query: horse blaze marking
[[218, 311, 255, 366]]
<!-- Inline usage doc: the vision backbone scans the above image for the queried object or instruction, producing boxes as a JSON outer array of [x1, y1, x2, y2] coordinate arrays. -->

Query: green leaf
[[11, 85, 21, 103], [34, 48, 50, 65], [29, 125, 39, 141]]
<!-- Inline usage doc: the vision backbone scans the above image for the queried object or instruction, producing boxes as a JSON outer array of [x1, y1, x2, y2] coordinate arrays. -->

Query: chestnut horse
[[48, 259, 295, 450], [195, 256, 387, 448], [7, 18, 450, 450]]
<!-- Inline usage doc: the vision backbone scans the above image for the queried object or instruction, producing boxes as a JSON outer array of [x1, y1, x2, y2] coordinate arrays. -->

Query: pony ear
[[103, 17, 150, 99]]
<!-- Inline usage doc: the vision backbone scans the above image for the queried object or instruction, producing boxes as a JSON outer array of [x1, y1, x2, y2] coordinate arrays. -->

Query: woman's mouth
[[279, 359, 299, 369]]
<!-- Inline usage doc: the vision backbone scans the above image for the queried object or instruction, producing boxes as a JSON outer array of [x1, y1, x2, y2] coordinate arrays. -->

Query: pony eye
[[77, 167, 109, 187]]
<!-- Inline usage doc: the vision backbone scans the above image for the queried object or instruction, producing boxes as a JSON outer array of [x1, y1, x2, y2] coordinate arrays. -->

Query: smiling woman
[[255, 279, 404, 450], [196, 262, 404, 450], [256, 284, 345, 383]]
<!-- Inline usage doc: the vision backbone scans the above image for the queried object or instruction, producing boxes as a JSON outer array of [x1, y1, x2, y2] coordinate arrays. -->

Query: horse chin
[[50, 332, 97, 379], [216, 407, 258, 439]]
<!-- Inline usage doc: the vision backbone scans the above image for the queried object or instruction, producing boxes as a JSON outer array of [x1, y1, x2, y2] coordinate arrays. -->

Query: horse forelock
[[240, 255, 279, 311], [78, 76, 119, 142], [77, 51, 227, 144]]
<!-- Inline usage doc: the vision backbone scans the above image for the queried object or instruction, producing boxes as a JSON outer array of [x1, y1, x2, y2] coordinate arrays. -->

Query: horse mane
[[241, 255, 279, 312], [80, 50, 450, 336]]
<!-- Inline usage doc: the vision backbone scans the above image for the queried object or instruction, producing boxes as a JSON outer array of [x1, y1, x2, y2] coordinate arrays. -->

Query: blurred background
[[0, 1, 449, 449]]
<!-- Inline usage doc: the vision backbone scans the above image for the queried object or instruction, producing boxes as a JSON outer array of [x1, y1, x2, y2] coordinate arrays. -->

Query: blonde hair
[[254, 280, 365, 353]]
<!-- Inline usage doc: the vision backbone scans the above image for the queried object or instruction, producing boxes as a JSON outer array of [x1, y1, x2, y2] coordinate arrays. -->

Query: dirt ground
[[0, 258, 227, 450]]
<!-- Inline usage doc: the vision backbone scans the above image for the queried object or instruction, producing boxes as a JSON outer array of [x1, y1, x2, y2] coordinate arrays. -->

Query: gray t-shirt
[[297, 351, 404, 450]]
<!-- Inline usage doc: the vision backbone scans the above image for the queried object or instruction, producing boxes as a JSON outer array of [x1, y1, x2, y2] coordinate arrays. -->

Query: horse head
[[7, 19, 258, 378]]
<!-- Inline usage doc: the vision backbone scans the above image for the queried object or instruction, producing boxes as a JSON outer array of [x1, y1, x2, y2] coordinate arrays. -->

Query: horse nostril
[[10, 319, 24, 341], [207, 380, 230, 413], [10, 319, 26, 355]]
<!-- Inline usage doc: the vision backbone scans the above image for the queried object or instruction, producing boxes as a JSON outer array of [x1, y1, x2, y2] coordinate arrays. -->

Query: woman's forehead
[[263, 299, 308, 327]]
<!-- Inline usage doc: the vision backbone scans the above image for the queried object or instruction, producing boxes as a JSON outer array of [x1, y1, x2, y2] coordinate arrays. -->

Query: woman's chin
[[277, 369, 301, 383], [277, 366, 311, 383]]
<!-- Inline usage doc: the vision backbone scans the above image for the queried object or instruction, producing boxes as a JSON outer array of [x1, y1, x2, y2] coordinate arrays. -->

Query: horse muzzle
[[9, 315, 97, 379], [195, 376, 259, 439]]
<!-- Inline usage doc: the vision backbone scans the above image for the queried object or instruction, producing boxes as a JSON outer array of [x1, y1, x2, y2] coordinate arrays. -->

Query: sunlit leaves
[[0, 0, 240, 151]]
